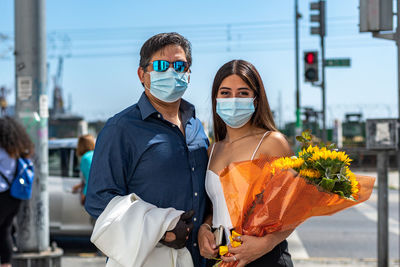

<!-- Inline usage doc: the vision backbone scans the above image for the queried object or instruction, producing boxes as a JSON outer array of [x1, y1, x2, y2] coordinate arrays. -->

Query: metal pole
[[396, 1, 400, 263], [295, 0, 302, 146], [377, 151, 388, 267], [398, 0, 400, 118], [320, 0, 326, 143], [14, 0, 49, 252]]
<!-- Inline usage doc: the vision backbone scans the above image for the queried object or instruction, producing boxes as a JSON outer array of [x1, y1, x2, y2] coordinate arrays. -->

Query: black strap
[[0, 158, 18, 186], [0, 170, 12, 186]]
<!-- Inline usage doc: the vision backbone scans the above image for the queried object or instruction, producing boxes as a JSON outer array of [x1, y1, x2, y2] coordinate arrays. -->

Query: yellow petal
[[219, 246, 228, 256], [232, 241, 242, 248], [231, 230, 241, 238]]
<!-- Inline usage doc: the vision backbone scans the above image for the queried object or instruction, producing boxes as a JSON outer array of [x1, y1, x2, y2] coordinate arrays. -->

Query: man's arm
[[85, 123, 132, 218]]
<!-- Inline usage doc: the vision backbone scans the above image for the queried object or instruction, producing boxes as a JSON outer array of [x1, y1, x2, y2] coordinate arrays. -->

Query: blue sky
[[0, 0, 397, 128]]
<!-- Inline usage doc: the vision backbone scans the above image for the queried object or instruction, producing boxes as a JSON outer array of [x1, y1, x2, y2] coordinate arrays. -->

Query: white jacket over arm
[[90, 193, 194, 267]]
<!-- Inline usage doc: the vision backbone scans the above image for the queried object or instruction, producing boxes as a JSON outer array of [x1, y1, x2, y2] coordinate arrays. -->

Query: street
[[288, 188, 399, 260], [56, 188, 399, 264]]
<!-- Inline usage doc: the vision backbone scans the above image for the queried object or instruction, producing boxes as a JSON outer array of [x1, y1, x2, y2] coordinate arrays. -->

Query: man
[[85, 33, 209, 267]]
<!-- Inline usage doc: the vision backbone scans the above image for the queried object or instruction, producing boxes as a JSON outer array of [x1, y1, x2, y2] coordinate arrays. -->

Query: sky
[[0, 0, 398, 129]]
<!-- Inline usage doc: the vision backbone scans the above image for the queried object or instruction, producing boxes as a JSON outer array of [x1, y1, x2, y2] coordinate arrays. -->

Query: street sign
[[366, 119, 398, 150], [324, 58, 351, 67]]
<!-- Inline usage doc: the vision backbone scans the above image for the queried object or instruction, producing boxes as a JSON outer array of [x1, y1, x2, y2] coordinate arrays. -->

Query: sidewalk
[[62, 255, 400, 267]]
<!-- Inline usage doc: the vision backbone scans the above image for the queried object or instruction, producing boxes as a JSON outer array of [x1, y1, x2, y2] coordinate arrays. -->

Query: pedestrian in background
[[72, 134, 95, 205], [0, 116, 34, 267]]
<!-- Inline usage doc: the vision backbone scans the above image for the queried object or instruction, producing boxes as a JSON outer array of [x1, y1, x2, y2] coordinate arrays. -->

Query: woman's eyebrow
[[219, 87, 232, 90], [238, 87, 251, 90]]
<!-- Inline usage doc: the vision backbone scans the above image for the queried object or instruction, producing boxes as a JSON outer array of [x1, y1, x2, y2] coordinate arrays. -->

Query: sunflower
[[299, 169, 321, 179]]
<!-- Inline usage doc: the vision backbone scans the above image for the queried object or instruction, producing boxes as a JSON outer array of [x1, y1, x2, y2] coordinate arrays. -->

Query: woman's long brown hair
[[211, 60, 277, 142], [0, 116, 34, 158]]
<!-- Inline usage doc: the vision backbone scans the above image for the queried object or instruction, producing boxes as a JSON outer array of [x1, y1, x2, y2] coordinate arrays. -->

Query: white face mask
[[146, 69, 189, 103], [216, 98, 255, 128]]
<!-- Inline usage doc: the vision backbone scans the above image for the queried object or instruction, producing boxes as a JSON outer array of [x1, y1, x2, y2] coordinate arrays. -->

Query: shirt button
[[194, 217, 197, 222], [194, 192, 198, 196], [172, 124, 175, 127], [193, 243, 197, 247], [191, 167, 195, 171], [157, 114, 161, 118]]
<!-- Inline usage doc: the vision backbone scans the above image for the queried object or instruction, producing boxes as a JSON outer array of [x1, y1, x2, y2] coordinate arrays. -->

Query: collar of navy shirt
[[137, 92, 196, 127]]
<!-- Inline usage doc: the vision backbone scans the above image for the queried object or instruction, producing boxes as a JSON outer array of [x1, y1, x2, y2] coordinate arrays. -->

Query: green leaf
[[302, 129, 312, 141], [333, 180, 352, 197], [296, 136, 307, 143], [320, 177, 336, 191]]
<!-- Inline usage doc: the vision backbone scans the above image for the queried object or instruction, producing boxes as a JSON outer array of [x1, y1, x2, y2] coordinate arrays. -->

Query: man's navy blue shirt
[[85, 93, 209, 267]]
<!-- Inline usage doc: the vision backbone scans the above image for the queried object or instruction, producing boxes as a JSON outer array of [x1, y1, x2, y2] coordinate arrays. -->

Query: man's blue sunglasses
[[151, 60, 189, 73]]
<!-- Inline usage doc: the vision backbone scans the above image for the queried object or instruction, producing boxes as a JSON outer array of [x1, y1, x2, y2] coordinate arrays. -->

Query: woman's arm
[[222, 229, 294, 267]]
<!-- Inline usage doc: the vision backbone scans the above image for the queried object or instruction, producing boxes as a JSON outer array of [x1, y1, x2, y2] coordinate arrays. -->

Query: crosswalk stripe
[[353, 202, 399, 236], [287, 230, 310, 259]]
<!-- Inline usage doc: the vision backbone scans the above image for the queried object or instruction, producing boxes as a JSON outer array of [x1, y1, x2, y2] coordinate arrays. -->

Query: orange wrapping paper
[[217, 156, 375, 267]]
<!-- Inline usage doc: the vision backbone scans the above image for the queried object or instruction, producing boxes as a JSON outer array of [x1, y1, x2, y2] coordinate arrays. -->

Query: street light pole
[[295, 0, 302, 145], [320, 6, 326, 143], [14, 0, 49, 252]]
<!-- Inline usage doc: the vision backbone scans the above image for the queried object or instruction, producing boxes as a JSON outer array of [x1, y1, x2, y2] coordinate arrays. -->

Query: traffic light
[[310, 1, 326, 36], [360, 0, 393, 32], [304, 51, 318, 83]]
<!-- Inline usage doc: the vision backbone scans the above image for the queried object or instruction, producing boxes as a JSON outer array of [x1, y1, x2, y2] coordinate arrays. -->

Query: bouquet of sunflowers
[[272, 130, 359, 200], [214, 131, 375, 267]]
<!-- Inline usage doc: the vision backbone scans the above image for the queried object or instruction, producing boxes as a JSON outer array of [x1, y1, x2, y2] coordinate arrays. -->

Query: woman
[[72, 134, 95, 205], [0, 116, 34, 267], [198, 60, 294, 267]]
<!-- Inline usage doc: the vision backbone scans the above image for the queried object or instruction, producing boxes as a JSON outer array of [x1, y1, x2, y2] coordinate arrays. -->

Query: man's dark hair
[[139, 32, 192, 70]]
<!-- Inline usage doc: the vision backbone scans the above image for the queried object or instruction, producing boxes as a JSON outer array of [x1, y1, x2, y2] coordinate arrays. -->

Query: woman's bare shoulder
[[259, 131, 293, 158]]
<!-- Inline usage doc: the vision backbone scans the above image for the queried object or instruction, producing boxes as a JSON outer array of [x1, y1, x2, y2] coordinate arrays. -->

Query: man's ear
[[187, 69, 191, 83], [137, 67, 145, 84]]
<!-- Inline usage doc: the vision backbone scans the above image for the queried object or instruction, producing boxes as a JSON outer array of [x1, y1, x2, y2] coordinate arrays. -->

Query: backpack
[[0, 158, 34, 200]]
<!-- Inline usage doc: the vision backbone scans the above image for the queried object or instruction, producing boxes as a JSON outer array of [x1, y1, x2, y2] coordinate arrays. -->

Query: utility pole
[[360, 1, 396, 266], [14, 2, 63, 265], [13, 1, 62, 264], [320, 2, 326, 143], [309, 0, 326, 142], [397, 0, 400, 121], [295, 0, 302, 144]]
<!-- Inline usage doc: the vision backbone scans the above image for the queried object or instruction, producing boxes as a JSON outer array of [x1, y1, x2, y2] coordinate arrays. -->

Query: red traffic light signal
[[304, 51, 319, 83], [305, 52, 316, 64]]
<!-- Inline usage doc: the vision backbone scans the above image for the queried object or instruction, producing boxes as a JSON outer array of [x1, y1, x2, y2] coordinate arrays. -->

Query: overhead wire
[[0, 16, 391, 60]]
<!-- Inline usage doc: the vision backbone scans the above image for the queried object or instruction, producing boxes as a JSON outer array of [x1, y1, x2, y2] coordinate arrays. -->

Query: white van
[[48, 138, 93, 236]]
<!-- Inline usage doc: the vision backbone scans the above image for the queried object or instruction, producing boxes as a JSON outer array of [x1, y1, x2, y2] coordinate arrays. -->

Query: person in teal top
[[73, 134, 95, 205], [80, 150, 94, 196]]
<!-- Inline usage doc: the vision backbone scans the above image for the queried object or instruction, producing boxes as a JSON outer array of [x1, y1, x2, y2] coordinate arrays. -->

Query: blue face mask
[[147, 68, 189, 103], [216, 98, 255, 128]]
